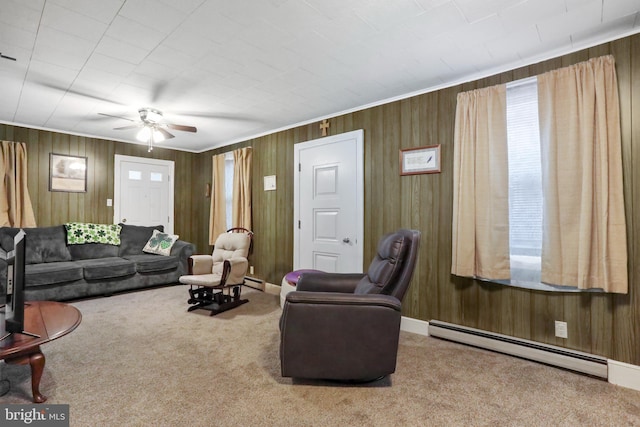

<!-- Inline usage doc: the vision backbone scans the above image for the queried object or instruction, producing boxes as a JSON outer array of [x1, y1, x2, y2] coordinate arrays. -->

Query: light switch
[[107, 198, 113, 207]]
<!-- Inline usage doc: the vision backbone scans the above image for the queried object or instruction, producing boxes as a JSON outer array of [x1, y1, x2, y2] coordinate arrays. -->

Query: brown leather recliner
[[279, 229, 421, 381]]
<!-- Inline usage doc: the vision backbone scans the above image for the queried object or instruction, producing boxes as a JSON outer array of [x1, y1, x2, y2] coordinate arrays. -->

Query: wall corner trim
[[608, 359, 640, 392], [400, 316, 429, 336]]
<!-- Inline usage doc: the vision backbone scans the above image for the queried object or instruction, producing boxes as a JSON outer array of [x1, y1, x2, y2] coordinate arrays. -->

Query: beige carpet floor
[[1, 285, 639, 426]]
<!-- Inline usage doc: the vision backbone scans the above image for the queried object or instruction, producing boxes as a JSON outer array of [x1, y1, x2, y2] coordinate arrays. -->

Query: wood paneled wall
[[197, 34, 640, 365], [2, 33, 639, 365], [0, 126, 200, 250]]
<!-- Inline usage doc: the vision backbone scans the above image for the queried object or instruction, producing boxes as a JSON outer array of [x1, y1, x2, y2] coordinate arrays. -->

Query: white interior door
[[114, 155, 175, 234], [294, 130, 364, 273]]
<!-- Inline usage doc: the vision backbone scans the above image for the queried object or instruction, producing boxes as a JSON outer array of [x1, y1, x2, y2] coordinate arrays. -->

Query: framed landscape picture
[[399, 145, 441, 175], [49, 153, 87, 192]]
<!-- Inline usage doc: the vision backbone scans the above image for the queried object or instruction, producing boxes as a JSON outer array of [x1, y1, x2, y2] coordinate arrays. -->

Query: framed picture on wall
[[49, 153, 87, 192], [399, 145, 441, 175]]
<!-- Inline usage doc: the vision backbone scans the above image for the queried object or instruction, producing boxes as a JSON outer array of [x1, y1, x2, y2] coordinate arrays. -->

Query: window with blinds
[[506, 78, 542, 285], [224, 151, 234, 230], [455, 57, 624, 293]]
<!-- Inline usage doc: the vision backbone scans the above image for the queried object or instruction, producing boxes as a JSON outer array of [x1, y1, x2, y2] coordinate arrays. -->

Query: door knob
[[122, 218, 127, 223], [342, 237, 351, 244]]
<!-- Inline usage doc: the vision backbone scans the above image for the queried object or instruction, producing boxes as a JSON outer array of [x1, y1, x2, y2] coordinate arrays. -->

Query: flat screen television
[[2, 229, 30, 340]]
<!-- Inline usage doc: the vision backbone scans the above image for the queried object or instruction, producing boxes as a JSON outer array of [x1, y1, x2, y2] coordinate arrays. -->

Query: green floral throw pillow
[[65, 223, 122, 245], [143, 229, 179, 256]]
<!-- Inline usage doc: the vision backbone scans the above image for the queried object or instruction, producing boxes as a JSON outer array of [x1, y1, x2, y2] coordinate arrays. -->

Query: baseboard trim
[[608, 360, 640, 391], [400, 317, 640, 392], [244, 276, 265, 291], [264, 282, 281, 296]]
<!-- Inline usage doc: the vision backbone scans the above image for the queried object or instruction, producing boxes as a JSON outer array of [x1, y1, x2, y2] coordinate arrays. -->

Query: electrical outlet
[[555, 321, 568, 338], [249, 266, 254, 275]]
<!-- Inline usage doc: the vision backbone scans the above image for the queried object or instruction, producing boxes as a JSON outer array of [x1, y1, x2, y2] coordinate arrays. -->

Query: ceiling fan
[[99, 108, 197, 151]]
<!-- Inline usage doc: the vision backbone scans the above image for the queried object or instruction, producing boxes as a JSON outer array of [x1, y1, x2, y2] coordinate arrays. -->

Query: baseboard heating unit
[[428, 320, 608, 379]]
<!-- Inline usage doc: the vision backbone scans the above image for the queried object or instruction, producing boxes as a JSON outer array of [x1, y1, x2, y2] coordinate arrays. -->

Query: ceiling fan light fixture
[[152, 129, 165, 142], [136, 126, 151, 142], [103, 107, 192, 152], [136, 126, 166, 142]]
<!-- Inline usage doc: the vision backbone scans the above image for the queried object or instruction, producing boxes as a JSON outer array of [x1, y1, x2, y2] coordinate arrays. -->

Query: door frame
[[293, 129, 364, 271], [114, 154, 175, 234]]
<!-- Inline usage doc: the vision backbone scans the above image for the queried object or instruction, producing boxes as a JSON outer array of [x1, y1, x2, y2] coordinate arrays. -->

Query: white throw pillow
[[143, 229, 179, 256]]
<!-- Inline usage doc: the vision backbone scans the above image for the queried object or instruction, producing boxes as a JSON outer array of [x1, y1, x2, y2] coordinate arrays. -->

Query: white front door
[[114, 155, 175, 234], [294, 130, 364, 273]]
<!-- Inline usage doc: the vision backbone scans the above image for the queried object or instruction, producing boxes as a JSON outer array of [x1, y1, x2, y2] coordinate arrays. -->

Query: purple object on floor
[[284, 269, 322, 286]]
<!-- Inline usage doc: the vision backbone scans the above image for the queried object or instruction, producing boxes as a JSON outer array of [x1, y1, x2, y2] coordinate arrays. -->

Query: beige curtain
[[537, 55, 627, 293], [232, 147, 252, 230], [451, 85, 510, 279], [208, 153, 227, 244], [0, 141, 36, 228]]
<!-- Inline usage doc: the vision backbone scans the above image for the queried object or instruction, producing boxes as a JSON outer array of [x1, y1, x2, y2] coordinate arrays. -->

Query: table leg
[[29, 351, 46, 403], [5, 347, 47, 403]]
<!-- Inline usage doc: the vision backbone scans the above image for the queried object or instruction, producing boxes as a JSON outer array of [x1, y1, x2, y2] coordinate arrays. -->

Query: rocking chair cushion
[[179, 273, 224, 287], [189, 255, 215, 275], [180, 257, 248, 288], [218, 257, 248, 285], [211, 233, 251, 262]]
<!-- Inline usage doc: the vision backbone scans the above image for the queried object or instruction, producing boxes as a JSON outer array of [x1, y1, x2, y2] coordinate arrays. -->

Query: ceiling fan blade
[[99, 112, 136, 122], [157, 128, 175, 140], [173, 111, 255, 121], [33, 80, 127, 106], [113, 124, 141, 130], [166, 123, 197, 133]]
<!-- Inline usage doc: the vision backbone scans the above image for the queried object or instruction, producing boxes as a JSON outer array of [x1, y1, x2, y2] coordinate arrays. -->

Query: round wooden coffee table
[[0, 301, 82, 403]]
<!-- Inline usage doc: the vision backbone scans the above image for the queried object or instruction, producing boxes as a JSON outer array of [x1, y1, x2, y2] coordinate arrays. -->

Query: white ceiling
[[1, 0, 639, 153]]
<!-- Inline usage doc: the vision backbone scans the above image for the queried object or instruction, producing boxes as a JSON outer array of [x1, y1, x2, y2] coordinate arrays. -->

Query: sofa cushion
[[1, 226, 72, 264], [75, 257, 136, 280], [123, 254, 179, 273], [65, 222, 122, 245], [69, 243, 119, 260], [118, 224, 164, 256], [25, 262, 83, 287]]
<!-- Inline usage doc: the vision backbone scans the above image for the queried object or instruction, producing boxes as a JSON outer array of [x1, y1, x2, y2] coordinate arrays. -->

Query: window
[[452, 56, 627, 293], [505, 78, 543, 287], [224, 151, 234, 230], [501, 76, 621, 292], [128, 170, 142, 180], [501, 78, 599, 291], [209, 147, 252, 244]]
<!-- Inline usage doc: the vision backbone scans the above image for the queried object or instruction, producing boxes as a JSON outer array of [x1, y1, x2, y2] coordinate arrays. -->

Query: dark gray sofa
[[0, 223, 195, 302]]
